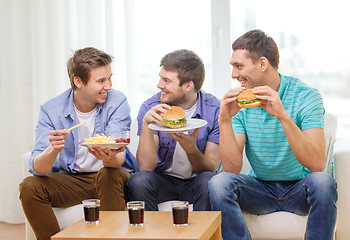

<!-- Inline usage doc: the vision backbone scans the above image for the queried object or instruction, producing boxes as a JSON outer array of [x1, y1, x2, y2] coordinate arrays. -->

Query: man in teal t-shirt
[[208, 29, 337, 240]]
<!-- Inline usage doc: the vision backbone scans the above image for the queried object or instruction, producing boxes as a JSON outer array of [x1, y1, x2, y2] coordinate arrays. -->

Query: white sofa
[[23, 114, 350, 240]]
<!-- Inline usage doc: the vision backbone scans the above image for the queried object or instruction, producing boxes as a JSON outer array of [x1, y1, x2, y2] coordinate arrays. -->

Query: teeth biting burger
[[160, 106, 187, 129], [236, 89, 262, 108]]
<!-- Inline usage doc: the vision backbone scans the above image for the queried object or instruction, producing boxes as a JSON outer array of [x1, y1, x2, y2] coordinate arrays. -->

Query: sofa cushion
[[243, 211, 307, 240], [53, 204, 84, 230]]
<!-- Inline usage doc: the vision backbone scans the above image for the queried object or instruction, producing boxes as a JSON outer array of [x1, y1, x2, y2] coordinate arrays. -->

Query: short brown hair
[[67, 47, 113, 90], [232, 29, 279, 69], [160, 49, 205, 92]]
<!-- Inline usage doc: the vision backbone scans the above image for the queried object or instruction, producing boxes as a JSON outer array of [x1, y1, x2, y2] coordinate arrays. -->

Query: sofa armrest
[[334, 138, 350, 240]]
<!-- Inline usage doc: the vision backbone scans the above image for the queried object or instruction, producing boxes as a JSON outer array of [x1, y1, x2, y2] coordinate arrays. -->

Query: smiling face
[[74, 65, 112, 112], [157, 68, 189, 105], [230, 49, 265, 88]]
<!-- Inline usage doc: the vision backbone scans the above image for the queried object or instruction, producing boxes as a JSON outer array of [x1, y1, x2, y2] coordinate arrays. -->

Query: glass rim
[[171, 201, 189, 206], [82, 199, 100, 204], [127, 200, 144, 204]]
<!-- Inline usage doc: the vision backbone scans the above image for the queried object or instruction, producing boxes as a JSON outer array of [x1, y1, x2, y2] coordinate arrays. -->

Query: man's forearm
[[219, 119, 243, 174], [186, 147, 218, 173], [102, 153, 125, 168], [136, 124, 158, 171], [33, 145, 58, 174]]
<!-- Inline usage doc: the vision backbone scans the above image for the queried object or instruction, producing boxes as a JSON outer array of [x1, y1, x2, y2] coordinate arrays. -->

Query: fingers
[[252, 86, 278, 101], [168, 131, 199, 154], [144, 104, 172, 124], [88, 146, 125, 160], [48, 134, 65, 144], [222, 87, 245, 102], [191, 128, 200, 137], [252, 85, 273, 95], [50, 141, 65, 152], [159, 104, 172, 110], [219, 87, 246, 121], [108, 146, 125, 155], [87, 148, 96, 155], [88, 147, 109, 161], [49, 129, 70, 152], [168, 132, 186, 140], [252, 86, 286, 117], [148, 109, 163, 123], [221, 97, 237, 106], [168, 129, 198, 142], [167, 132, 178, 140], [221, 87, 247, 107]]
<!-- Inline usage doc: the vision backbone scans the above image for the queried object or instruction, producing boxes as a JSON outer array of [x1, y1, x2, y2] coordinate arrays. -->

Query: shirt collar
[[63, 89, 102, 120], [192, 90, 203, 119], [278, 73, 288, 98], [63, 90, 75, 120]]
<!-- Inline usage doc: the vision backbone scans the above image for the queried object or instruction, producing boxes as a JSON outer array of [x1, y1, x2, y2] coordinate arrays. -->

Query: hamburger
[[160, 106, 187, 129], [236, 89, 262, 108]]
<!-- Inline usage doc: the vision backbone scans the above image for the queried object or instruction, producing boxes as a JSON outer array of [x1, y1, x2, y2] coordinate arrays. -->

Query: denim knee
[[128, 171, 155, 192], [209, 172, 237, 198], [304, 172, 338, 202], [194, 172, 215, 188]]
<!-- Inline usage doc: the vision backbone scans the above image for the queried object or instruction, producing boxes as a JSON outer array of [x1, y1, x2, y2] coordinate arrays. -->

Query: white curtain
[[0, 0, 227, 224], [0, 0, 118, 224]]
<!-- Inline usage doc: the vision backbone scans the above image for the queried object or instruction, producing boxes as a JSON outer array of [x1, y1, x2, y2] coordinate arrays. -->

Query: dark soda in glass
[[128, 207, 144, 225], [84, 205, 100, 223], [172, 206, 188, 226]]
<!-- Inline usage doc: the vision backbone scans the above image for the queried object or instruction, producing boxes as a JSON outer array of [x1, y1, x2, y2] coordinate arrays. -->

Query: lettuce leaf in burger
[[236, 89, 262, 108]]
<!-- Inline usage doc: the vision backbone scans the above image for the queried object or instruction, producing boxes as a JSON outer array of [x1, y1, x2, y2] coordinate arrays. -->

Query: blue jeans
[[208, 172, 337, 240], [128, 171, 214, 210]]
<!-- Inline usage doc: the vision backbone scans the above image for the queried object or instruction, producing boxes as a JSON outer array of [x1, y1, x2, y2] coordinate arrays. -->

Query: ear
[[183, 81, 195, 92], [259, 57, 269, 72], [73, 76, 83, 89]]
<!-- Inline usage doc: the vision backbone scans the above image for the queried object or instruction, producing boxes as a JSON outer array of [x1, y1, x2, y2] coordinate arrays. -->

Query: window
[[111, 0, 349, 137], [114, 0, 212, 118], [229, 0, 350, 138]]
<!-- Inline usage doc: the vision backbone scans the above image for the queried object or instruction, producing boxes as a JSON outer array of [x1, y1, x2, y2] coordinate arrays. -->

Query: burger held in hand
[[236, 88, 262, 108], [160, 106, 187, 129]]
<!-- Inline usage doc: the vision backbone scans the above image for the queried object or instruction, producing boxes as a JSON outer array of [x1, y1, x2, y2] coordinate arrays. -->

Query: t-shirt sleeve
[[299, 88, 325, 130], [232, 111, 246, 134]]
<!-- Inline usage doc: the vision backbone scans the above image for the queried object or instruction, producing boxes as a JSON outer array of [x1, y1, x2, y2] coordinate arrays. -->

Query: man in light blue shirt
[[128, 49, 220, 211], [208, 30, 337, 240], [19, 47, 137, 240]]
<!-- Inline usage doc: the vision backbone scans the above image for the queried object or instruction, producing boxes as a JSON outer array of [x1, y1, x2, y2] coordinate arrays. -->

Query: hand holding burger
[[160, 106, 187, 129], [236, 88, 262, 108]]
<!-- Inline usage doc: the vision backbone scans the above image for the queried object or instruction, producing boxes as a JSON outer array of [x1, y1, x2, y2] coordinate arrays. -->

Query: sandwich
[[160, 106, 187, 129], [236, 89, 262, 108]]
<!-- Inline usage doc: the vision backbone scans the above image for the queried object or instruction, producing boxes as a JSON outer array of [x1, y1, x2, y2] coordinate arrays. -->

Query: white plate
[[148, 119, 208, 133], [81, 142, 128, 150]]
